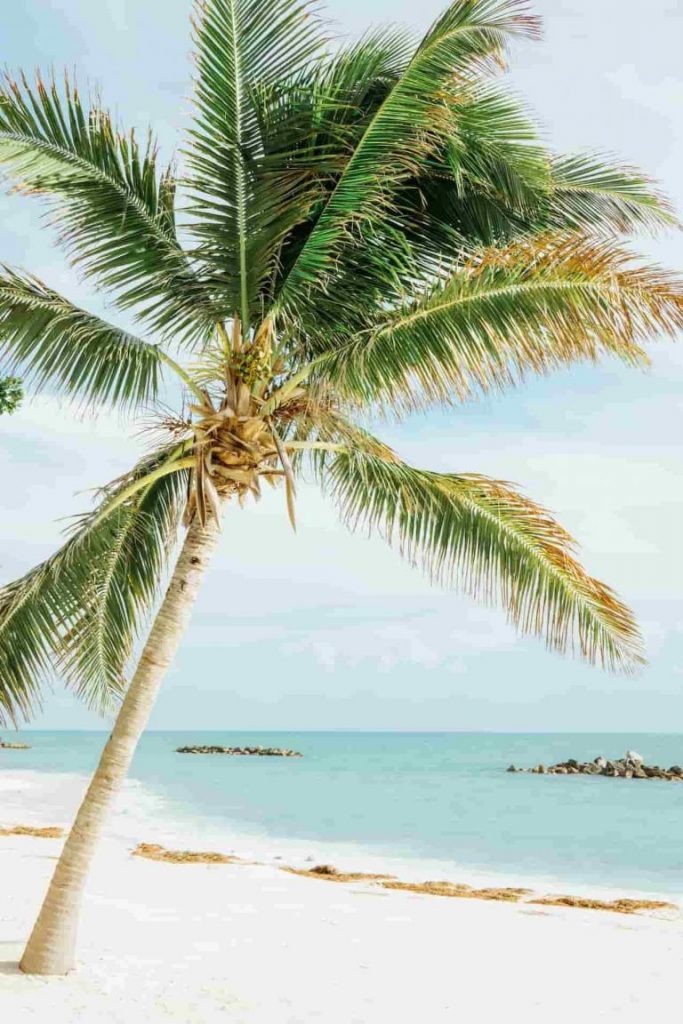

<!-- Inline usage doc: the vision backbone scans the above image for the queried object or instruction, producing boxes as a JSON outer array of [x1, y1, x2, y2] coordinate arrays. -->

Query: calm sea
[[3, 731, 683, 896]]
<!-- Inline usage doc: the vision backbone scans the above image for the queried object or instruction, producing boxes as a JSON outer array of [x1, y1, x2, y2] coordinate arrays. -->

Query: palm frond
[[402, 86, 549, 254], [290, 85, 549, 336], [0, 446, 189, 725], [276, 0, 539, 313], [0, 267, 163, 409], [0, 72, 217, 341], [317, 232, 683, 413], [547, 154, 676, 235], [326, 444, 643, 671], [58, 451, 189, 708], [186, 0, 326, 326], [257, 25, 415, 307]]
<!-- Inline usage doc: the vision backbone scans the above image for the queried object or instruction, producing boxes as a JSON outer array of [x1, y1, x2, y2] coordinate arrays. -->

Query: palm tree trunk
[[20, 514, 222, 976]]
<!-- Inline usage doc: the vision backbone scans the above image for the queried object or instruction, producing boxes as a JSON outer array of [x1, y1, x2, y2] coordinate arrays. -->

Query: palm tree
[[1, 0, 681, 976]]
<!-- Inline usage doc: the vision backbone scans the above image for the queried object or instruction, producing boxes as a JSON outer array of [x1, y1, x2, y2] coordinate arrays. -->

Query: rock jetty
[[176, 745, 302, 757], [506, 753, 683, 781]]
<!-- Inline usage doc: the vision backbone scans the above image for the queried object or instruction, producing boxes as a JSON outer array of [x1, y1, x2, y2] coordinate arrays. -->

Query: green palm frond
[[298, 87, 547, 324], [547, 154, 676, 235], [258, 26, 415, 306], [0, 447, 189, 725], [277, 0, 539, 313], [0, 72, 216, 341], [187, 0, 326, 326], [0, 268, 163, 409], [402, 86, 549, 255], [317, 232, 683, 412], [58, 450, 189, 709], [327, 444, 643, 671]]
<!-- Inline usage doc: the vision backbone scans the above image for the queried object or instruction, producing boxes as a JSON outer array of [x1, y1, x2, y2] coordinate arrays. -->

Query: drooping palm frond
[[0, 447, 190, 725], [326, 444, 643, 671], [0, 268, 163, 409], [186, 0, 326, 327], [546, 154, 676, 235], [316, 233, 683, 412], [276, 0, 540, 314], [0, 72, 217, 341], [58, 450, 190, 709], [394, 141, 674, 266]]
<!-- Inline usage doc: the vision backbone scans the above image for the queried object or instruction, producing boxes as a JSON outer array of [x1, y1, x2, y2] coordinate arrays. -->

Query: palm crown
[[2, 0, 682, 727]]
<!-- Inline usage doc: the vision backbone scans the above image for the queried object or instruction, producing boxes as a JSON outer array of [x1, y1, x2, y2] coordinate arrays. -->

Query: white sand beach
[[1, 771, 681, 1023]]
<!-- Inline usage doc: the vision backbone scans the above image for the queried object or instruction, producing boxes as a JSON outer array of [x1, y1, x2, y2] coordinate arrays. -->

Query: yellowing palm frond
[[327, 444, 643, 672], [318, 233, 683, 412]]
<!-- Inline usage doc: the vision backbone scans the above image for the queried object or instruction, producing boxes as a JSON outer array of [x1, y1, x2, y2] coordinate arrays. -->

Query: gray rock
[[505, 753, 683, 785]]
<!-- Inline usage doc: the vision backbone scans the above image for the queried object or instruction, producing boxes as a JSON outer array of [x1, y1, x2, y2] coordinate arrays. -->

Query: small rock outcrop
[[0, 739, 30, 749], [506, 753, 683, 781], [176, 745, 302, 757]]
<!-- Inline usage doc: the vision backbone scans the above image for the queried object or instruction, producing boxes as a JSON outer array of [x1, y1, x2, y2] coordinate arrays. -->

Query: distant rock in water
[[506, 754, 683, 781], [176, 745, 302, 757], [0, 739, 30, 749]]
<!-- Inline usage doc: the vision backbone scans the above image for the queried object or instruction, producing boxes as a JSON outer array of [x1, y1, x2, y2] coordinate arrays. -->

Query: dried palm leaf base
[[0, 825, 64, 838], [132, 843, 241, 865], [184, 383, 301, 528]]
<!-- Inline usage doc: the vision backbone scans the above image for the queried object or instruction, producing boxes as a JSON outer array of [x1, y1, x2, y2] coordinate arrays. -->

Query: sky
[[0, 0, 682, 732]]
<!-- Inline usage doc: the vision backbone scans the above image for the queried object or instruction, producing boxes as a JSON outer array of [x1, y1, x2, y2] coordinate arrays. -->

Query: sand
[[1, 772, 681, 1022]]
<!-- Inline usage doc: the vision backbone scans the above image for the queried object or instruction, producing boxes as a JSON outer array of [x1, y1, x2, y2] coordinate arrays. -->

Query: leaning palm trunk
[[20, 515, 222, 975]]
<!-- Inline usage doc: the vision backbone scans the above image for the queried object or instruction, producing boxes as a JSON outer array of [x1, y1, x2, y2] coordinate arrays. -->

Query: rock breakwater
[[506, 754, 683, 781], [176, 745, 302, 757]]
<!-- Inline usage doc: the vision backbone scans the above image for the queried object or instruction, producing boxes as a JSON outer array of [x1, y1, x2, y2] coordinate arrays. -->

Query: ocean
[[3, 730, 683, 898]]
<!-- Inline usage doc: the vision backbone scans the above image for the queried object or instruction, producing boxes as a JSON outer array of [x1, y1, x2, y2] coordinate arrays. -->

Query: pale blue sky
[[1, 0, 682, 731]]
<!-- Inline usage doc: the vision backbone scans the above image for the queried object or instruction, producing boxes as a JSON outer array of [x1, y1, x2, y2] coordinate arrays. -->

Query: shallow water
[[3, 730, 683, 896]]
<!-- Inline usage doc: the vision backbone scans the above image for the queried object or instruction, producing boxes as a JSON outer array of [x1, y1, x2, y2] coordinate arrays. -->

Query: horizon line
[[9, 728, 683, 736]]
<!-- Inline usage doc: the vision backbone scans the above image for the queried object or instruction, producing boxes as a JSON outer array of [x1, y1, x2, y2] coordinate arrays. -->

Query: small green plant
[[0, 376, 23, 415]]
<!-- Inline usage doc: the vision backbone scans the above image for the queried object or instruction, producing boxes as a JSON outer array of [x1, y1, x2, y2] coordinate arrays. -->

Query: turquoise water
[[3, 731, 683, 895]]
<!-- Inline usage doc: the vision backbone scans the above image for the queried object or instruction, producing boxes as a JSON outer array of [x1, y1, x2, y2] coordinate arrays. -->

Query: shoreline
[[1, 767, 681, 908], [2, 768, 682, 1022]]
